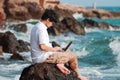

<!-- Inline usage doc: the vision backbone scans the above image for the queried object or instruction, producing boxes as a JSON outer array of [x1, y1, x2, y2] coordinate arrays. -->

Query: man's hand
[[53, 46, 62, 52]]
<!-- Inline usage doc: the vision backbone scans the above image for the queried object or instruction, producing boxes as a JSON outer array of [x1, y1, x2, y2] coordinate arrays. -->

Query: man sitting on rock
[[30, 9, 89, 80]]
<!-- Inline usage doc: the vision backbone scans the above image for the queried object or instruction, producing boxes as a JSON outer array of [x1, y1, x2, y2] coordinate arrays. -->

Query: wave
[[109, 37, 120, 66], [73, 13, 84, 19]]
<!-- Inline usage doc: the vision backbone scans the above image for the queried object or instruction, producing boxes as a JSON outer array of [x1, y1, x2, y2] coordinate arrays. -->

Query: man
[[30, 9, 89, 80]]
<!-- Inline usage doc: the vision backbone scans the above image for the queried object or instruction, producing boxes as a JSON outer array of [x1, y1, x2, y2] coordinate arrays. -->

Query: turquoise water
[[96, 7, 120, 12], [88, 7, 120, 12], [0, 7, 120, 80]]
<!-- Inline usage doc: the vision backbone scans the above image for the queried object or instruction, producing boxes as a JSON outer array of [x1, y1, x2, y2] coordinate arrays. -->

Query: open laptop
[[62, 41, 72, 51]]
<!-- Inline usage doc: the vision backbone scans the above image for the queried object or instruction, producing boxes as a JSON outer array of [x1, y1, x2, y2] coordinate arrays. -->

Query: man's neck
[[41, 20, 48, 28]]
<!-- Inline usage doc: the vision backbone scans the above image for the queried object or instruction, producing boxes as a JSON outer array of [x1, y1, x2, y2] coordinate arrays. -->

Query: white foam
[[85, 27, 102, 33], [73, 13, 84, 19], [75, 47, 89, 57], [3, 53, 13, 60], [109, 37, 120, 66], [109, 25, 120, 31], [79, 67, 103, 79], [14, 75, 20, 80], [0, 76, 10, 80]]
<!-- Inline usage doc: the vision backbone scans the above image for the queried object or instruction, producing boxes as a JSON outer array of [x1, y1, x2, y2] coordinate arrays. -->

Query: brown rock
[[0, 7, 6, 26], [8, 23, 27, 33], [5, 0, 42, 20], [110, 12, 120, 18], [0, 46, 3, 56], [0, 31, 30, 60], [20, 63, 80, 80], [82, 9, 113, 18], [62, 17, 85, 35], [10, 52, 25, 60]]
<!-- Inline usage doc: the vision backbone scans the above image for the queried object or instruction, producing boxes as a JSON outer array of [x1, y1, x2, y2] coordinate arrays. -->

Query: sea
[[0, 7, 120, 80]]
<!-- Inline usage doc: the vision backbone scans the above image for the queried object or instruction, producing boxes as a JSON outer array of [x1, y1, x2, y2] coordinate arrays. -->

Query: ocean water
[[0, 7, 120, 80], [88, 6, 120, 12]]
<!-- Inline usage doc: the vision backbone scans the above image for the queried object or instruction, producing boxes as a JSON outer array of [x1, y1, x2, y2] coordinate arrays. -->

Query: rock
[[1, 31, 19, 53], [5, 0, 42, 20], [0, 0, 6, 29], [0, 0, 4, 7], [0, 56, 5, 62], [0, 7, 6, 26], [0, 31, 30, 60], [82, 18, 120, 30], [48, 22, 70, 35], [17, 40, 30, 52], [98, 22, 109, 29], [53, 6, 74, 21], [10, 52, 25, 60], [62, 17, 85, 35], [20, 63, 80, 80], [0, 46, 3, 56], [48, 17, 85, 35], [110, 12, 120, 18], [47, 6, 85, 35], [82, 18, 99, 27], [0, 31, 30, 53], [8, 23, 27, 33], [84, 9, 113, 18]]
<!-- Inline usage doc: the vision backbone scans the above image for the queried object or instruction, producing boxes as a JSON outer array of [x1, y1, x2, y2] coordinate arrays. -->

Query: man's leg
[[45, 52, 71, 75], [56, 64, 70, 75], [67, 51, 89, 80], [45, 51, 89, 80]]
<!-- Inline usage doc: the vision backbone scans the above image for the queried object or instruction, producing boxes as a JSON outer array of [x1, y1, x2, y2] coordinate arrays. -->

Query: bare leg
[[67, 51, 89, 80], [56, 64, 70, 75]]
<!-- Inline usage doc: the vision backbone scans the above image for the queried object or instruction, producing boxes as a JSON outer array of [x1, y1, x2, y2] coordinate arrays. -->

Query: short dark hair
[[41, 9, 59, 23]]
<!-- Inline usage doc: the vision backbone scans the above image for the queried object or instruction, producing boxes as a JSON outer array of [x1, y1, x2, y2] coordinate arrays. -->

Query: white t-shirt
[[30, 21, 53, 63]]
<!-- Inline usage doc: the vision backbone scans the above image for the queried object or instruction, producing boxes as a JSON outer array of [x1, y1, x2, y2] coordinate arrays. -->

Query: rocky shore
[[0, 0, 120, 25], [20, 63, 80, 80], [0, 0, 120, 33]]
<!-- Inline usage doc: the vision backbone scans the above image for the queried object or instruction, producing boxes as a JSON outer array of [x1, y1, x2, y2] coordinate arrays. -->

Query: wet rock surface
[[20, 63, 80, 80]]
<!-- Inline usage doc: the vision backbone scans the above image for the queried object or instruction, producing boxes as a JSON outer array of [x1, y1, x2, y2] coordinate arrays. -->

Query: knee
[[69, 60, 78, 69], [72, 54, 77, 60]]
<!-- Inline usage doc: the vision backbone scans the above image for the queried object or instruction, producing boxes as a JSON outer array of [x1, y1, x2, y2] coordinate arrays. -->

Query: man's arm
[[39, 44, 62, 52]]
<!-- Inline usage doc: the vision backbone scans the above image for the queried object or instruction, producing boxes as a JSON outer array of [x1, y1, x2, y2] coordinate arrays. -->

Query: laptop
[[62, 41, 72, 51]]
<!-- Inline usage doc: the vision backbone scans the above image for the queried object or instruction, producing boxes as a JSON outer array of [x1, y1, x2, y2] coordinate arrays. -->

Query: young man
[[30, 9, 89, 80]]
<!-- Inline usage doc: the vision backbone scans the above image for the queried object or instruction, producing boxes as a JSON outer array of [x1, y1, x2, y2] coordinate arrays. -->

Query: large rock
[[8, 23, 27, 33], [0, 6, 6, 27], [0, 31, 30, 60], [61, 17, 85, 35], [47, 6, 85, 35], [20, 63, 80, 80], [5, 0, 42, 20], [81, 9, 113, 18], [0, 31, 30, 53], [1, 31, 19, 53], [82, 18, 120, 30]]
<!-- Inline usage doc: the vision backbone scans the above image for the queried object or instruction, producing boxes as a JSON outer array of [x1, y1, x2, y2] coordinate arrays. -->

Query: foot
[[78, 75, 89, 80], [56, 64, 70, 75]]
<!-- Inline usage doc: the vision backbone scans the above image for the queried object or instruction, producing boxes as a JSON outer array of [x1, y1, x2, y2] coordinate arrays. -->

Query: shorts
[[45, 50, 74, 64]]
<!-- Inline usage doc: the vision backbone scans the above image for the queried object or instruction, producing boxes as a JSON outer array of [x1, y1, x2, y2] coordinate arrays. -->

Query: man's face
[[46, 19, 53, 28]]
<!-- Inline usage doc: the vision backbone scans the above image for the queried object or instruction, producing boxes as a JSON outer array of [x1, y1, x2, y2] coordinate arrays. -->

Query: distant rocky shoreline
[[0, 0, 120, 25], [0, 0, 120, 33]]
